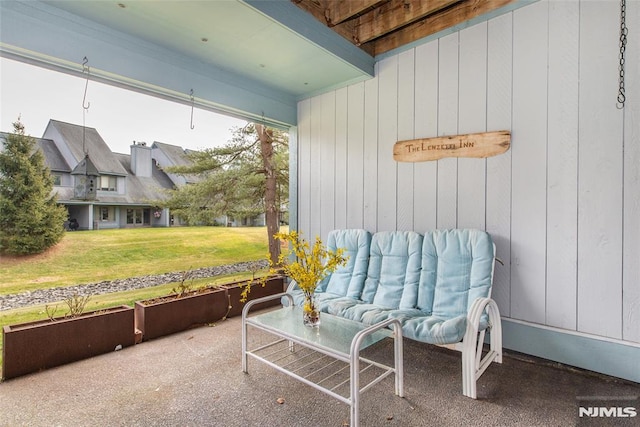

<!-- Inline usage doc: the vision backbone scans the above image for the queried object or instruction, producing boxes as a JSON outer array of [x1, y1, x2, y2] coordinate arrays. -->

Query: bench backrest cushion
[[418, 229, 495, 319], [317, 229, 372, 299], [361, 231, 423, 310]]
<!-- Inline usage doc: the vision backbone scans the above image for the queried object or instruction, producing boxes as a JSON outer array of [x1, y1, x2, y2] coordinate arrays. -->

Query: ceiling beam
[[324, 0, 386, 26], [349, 0, 462, 45], [292, 0, 519, 57], [365, 0, 516, 55], [291, 0, 367, 53]]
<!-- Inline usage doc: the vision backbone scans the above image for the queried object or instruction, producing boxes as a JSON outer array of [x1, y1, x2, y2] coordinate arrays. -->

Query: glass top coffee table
[[242, 293, 404, 427]]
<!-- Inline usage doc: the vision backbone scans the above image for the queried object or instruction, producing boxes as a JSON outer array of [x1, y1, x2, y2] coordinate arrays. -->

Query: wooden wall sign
[[393, 130, 511, 162]]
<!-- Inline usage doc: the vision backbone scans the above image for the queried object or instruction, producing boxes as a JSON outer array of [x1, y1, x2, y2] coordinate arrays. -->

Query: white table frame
[[242, 293, 404, 427]]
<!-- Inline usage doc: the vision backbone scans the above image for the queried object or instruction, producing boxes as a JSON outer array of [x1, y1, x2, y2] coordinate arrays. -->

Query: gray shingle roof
[[0, 131, 70, 172], [151, 141, 193, 166], [108, 153, 173, 204], [152, 141, 200, 184], [47, 120, 128, 176], [38, 139, 71, 172]]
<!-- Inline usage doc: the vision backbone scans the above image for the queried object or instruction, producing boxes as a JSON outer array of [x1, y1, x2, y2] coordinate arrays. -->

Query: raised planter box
[[2, 305, 135, 380], [134, 287, 229, 342], [224, 276, 285, 318]]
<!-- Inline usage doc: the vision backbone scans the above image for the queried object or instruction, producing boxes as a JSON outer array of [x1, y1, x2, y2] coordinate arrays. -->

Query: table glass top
[[247, 307, 391, 355]]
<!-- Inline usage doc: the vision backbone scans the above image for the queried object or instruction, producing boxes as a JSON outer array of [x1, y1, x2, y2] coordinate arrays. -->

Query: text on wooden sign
[[393, 130, 511, 162]]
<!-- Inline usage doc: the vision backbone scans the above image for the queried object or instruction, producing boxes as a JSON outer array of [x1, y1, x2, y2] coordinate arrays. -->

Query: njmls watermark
[[579, 407, 637, 418], [577, 395, 638, 424]]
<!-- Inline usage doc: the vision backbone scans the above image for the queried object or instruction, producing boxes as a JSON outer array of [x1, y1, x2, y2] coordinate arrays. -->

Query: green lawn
[[0, 226, 270, 295], [0, 226, 280, 376]]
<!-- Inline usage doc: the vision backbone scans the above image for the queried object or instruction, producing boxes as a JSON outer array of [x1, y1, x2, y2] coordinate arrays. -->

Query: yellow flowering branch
[[241, 230, 348, 302]]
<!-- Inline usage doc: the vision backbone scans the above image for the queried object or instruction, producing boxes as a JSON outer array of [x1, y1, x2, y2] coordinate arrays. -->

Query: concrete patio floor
[[0, 309, 638, 427]]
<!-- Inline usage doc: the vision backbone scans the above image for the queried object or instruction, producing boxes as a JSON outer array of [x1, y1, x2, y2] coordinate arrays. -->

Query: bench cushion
[[418, 229, 495, 318], [349, 306, 425, 326], [400, 315, 468, 345], [398, 229, 494, 344], [360, 231, 423, 309], [319, 229, 371, 298], [327, 231, 422, 321]]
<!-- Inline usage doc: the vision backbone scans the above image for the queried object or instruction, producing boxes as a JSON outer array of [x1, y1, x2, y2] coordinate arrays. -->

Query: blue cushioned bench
[[285, 229, 502, 399]]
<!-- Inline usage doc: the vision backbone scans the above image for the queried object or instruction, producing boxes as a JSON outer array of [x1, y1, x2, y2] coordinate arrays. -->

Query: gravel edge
[[0, 260, 269, 312]]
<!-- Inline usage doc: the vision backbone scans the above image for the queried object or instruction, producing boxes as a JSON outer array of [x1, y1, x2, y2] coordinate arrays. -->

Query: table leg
[[350, 346, 360, 427], [242, 314, 248, 373], [393, 321, 404, 397]]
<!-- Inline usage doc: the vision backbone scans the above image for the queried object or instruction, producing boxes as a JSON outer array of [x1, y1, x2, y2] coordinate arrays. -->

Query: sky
[[0, 58, 248, 154]]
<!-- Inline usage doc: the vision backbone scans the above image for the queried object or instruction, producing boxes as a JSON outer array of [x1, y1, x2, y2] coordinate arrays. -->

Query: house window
[[99, 176, 117, 191], [126, 208, 149, 225], [52, 174, 61, 186], [100, 207, 114, 221]]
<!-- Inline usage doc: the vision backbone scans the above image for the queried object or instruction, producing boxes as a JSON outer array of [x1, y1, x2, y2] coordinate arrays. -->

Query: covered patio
[[1, 0, 639, 424], [0, 312, 637, 426]]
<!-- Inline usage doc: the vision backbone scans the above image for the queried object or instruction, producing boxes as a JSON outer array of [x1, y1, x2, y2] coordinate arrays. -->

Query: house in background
[[1, 120, 267, 230], [41, 119, 175, 230], [151, 141, 199, 187], [152, 140, 266, 227], [0, 119, 175, 230]]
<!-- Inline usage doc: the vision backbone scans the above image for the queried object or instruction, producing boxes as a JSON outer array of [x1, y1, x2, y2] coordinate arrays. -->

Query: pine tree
[[0, 119, 67, 255], [162, 124, 288, 264]]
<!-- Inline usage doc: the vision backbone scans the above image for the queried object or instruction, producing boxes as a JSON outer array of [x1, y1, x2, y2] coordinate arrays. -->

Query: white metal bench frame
[[438, 297, 503, 398]]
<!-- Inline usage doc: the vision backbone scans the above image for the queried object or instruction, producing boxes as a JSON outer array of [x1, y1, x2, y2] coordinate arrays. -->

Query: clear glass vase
[[303, 294, 320, 327]]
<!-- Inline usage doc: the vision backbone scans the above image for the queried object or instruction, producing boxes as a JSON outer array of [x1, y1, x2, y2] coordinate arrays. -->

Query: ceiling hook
[[82, 56, 90, 110], [189, 89, 195, 130]]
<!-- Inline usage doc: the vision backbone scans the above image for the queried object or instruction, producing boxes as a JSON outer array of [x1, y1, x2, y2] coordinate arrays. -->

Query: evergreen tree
[[0, 119, 67, 255], [162, 124, 288, 264]]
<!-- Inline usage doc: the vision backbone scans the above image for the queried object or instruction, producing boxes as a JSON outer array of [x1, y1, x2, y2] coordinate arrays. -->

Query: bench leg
[[462, 344, 477, 399], [462, 297, 503, 399]]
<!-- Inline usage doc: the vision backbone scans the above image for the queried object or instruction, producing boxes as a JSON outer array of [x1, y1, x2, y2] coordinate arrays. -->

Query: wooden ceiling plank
[[353, 0, 462, 45], [368, 0, 514, 55], [325, 0, 387, 26], [292, 0, 356, 43], [291, 0, 328, 25]]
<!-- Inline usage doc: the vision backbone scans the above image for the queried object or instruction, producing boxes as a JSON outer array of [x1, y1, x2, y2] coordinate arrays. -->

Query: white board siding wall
[[623, 0, 640, 345], [296, 0, 640, 344]]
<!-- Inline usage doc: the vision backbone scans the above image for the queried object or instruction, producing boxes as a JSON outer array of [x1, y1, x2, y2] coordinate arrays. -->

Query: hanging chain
[[81, 57, 91, 154], [189, 89, 195, 130], [617, 0, 627, 109], [82, 56, 91, 110]]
